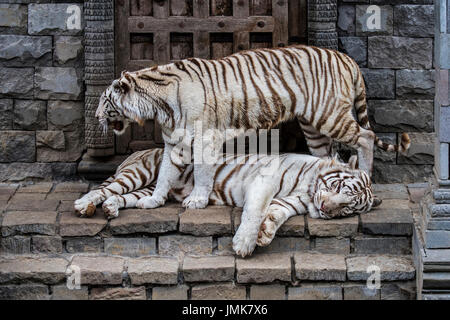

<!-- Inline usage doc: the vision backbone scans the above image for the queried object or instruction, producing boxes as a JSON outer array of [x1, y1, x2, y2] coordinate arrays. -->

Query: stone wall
[[0, 1, 84, 181], [337, 0, 435, 183]]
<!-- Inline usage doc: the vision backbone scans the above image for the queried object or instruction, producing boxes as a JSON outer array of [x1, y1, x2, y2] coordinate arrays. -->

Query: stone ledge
[[2, 211, 58, 236], [127, 256, 179, 285], [294, 253, 347, 281], [180, 206, 232, 236], [70, 255, 124, 285], [182, 255, 235, 282], [346, 255, 415, 281], [236, 253, 292, 283]]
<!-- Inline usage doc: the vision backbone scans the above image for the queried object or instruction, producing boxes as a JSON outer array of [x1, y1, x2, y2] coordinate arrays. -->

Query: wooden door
[[114, 0, 307, 154]]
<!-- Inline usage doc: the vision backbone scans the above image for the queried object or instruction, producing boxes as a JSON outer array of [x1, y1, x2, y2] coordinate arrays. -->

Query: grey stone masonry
[[0, 4, 27, 34], [28, 4, 83, 36], [0, 35, 52, 66]]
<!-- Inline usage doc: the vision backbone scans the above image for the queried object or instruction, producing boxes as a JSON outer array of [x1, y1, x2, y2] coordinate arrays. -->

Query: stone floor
[[0, 181, 428, 300]]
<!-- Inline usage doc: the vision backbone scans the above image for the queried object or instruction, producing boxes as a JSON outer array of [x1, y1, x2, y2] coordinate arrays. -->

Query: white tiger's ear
[[348, 155, 358, 170]]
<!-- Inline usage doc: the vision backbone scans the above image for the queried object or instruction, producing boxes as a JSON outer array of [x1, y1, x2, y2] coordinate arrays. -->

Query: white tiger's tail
[[353, 67, 411, 154]]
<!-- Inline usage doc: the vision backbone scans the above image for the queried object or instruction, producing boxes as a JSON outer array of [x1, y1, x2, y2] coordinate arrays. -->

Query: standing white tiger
[[95, 45, 410, 211], [75, 148, 380, 257]]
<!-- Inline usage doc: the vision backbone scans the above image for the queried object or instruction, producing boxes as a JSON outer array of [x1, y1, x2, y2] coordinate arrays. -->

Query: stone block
[[51, 285, 88, 300], [191, 283, 246, 300], [236, 253, 291, 283], [277, 215, 305, 236], [54, 36, 83, 66], [0, 4, 27, 33], [90, 287, 146, 300], [110, 207, 179, 235], [152, 285, 189, 300], [180, 206, 232, 236], [255, 237, 310, 255], [288, 286, 342, 300], [394, 5, 434, 37], [361, 69, 395, 99], [373, 133, 396, 163], [104, 237, 156, 257], [313, 237, 350, 254], [381, 282, 416, 300], [0, 162, 77, 182], [65, 237, 103, 253], [0, 35, 52, 66], [361, 207, 412, 235], [339, 37, 367, 66], [13, 99, 47, 130], [0, 235, 30, 254], [346, 255, 415, 281], [250, 284, 286, 300], [307, 216, 358, 237], [31, 235, 62, 253], [37, 130, 84, 162], [0, 256, 68, 284], [216, 236, 234, 255], [127, 256, 179, 285], [47, 100, 84, 131], [397, 132, 434, 165], [7, 196, 59, 210], [396, 70, 435, 100], [353, 235, 411, 255], [34, 67, 82, 100], [294, 253, 347, 281], [368, 37, 432, 69], [343, 285, 380, 300], [70, 256, 124, 285], [0, 285, 49, 300], [0, 131, 35, 162], [59, 211, 107, 236], [356, 5, 393, 36], [337, 5, 355, 36], [0, 67, 34, 98], [373, 184, 409, 200], [36, 131, 65, 151], [16, 182, 53, 193], [368, 100, 433, 133], [159, 235, 212, 257], [28, 4, 83, 35], [54, 181, 89, 193], [9, 192, 46, 201], [182, 255, 235, 282], [425, 230, 450, 249], [2, 211, 58, 236], [373, 164, 433, 184], [0, 99, 13, 129]]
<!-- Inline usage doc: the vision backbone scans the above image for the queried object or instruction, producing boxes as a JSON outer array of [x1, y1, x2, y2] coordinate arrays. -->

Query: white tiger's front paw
[[102, 198, 120, 219], [257, 214, 277, 247], [74, 198, 96, 217], [232, 230, 258, 258], [136, 195, 165, 209], [182, 190, 209, 209]]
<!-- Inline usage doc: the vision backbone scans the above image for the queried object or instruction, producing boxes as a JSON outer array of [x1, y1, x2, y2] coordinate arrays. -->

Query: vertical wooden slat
[[288, 0, 307, 44], [272, 0, 288, 47], [233, 0, 249, 52], [171, 0, 193, 16], [193, 0, 210, 58], [250, 0, 272, 16], [153, 0, 170, 64], [130, 0, 153, 16]]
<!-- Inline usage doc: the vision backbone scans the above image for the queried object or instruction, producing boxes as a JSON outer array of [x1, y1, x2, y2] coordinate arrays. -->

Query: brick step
[[0, 252, 416, 300]]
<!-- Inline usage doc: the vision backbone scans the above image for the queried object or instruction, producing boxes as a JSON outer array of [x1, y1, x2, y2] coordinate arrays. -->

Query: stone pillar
[[84, 0, 115, 156], [415, 0, 450, 300], [307, 0, 338, 50]]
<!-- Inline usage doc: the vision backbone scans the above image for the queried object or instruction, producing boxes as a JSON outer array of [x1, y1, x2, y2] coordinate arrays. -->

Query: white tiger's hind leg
[[103, 186, 155, 219], [298, 120, 332, 157]]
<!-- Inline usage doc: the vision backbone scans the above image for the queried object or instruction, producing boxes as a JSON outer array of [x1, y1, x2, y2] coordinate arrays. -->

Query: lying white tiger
[[74, 148, 380, 257]]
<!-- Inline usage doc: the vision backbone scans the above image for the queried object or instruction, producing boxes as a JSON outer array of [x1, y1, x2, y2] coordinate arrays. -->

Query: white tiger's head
[[313, 155, 381, 219], [95, 67, 180, 135]]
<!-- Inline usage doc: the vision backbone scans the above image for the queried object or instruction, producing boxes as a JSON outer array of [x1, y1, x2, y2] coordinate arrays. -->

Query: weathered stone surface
[[59, 212, 104, 236], [425, 230, 450, 249], [396, 70, 435, 100], [255, 237, 309, 255], [0, 256, 68, 284], [236, 253, 291, 283], [394, 5, 434, 37], [128, 256, 178, 285], [28, 4, 83, 35], [0, 4, 27, 32], [0, 67, 34, 98], [46, 191, 81, 201], [313, 237, 350, 255], [368, 100, 433, 133], [216, 236, 234, 255], [346, 255, 415, 281], [397, 132, 434, 165], [36, 131, 65, 151], [373, 164, 433, 184], [34, 67, 82, 100], [0, 236, 30, 254], [356, 5, 393, 36], [0, 99, 13, 129], [16, 182, 52, 194], [14, 99, 47, 130], [0, 35, 52, 66], [361, 69, 395, 99], [31, 235, 62, 253], [250, 284, 286, 300], [111, 206, 179, 235], [337, 5, 355, 36], [0, 183, 18, 201], [353, 235, 411, 255], [361, 207, 412, 235], [152, 285, 189, 300], [54, 36, 83, 66], [9, 192, 46, 201], [373, 184, 409, 200], [368, 37, 432, 69], [0, 162, 77, 182], [90, 287, 146, 300], [381, 282, 416, 300], [65, 237, 103, 253], [47, 100, 84, 131], [104, 237, 156, 257], [277, 215, 305, 236], [191, 283, 246, 300], [70, 256, 124, 285], [159, 235, 212, 257], [0, 131, 35, 162], [295, 253, 347, 281], [288, 286, 342, 300], [37, 130, 84, 162], [183, 255, 235, 282], [6, 197, 59, 211], [307, 216, 358, 237], [180, 206, 232, 236], [2, 211, 58, 236], [54, 181, 89, 193], [0, 285, 49, 300], [343, 285, 380, 300], [339, 37, 367, 66], [373, 133, 397, 163], [51, 285, 88, 300]]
